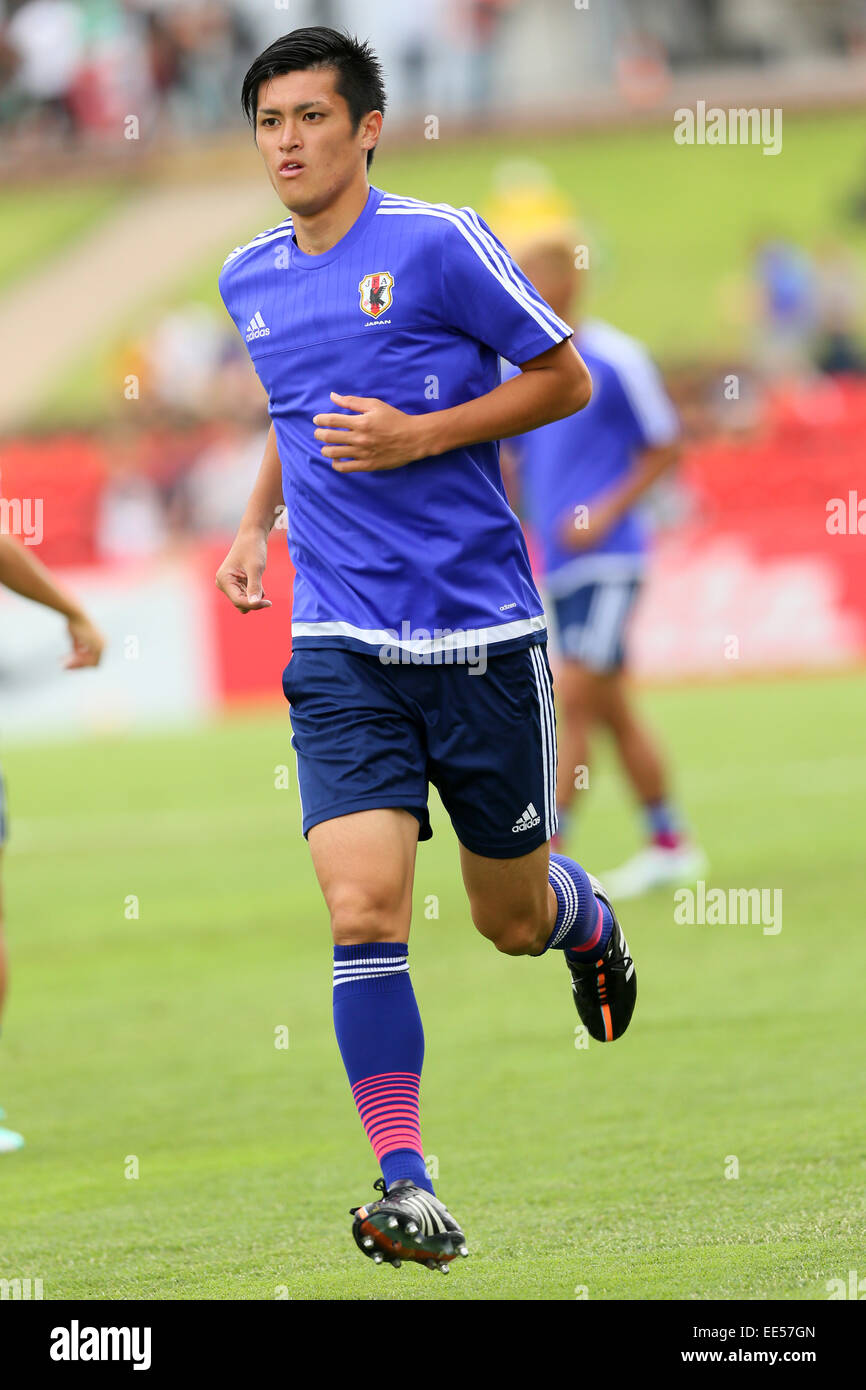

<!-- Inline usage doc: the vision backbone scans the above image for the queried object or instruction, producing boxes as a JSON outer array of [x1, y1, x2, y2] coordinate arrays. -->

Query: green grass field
[[1, 670, 864, 1300]]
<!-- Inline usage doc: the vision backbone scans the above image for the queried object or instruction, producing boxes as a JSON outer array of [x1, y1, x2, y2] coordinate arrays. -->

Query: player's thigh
[[555, 657, 604, 724], [309, 809, 420, 945], [592, 668, 638, 736], [458, 837, 551, 945]]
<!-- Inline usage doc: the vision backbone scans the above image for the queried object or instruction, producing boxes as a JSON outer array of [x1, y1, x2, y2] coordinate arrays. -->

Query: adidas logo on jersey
[[512, 802, 541, 833], [245, 311, 270, 342]]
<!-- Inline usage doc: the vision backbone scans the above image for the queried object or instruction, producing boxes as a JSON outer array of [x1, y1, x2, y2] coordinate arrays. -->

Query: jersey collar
[[289, 185, 385, 270]]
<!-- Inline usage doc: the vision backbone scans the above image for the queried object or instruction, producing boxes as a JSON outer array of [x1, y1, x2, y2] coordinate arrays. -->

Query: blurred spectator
[[750, 237, 816, 380], [142, 305, 229, 415], [463, 0, 518, 116], [96, 420, 168, 561], [615, 28, 671, 108], [2, 0, 85, 137], [0, 0, 255, 151], [182, 420, 268, 537], [352, 0, 439, 120], [813, 238, 866, 376], [153, 1, 251, 133]]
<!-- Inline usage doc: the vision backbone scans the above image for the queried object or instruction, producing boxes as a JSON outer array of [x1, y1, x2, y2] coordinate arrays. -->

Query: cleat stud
[[458, 1245, 469, 1257], [391, 1258, 401, 1268], [438, 1262, 450, 1273], [362, 1236, 375, 1249], [405, 1221, 419, 1235], [372, 1253, 384, 1264], [387, 1216, 398, 1229]]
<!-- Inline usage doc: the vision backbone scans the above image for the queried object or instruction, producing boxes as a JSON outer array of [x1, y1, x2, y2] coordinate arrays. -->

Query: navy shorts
[[551, 578, 642, 673], [282, 642, 558, 858]]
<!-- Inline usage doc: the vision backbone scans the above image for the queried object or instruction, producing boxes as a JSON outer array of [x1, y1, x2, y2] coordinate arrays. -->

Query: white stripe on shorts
[[529, 645, 557, 840]]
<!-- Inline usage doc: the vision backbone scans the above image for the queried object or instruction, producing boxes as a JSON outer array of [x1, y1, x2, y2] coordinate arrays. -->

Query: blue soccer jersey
[[503, 319, 680, 595], [219, 185, 574, 659]]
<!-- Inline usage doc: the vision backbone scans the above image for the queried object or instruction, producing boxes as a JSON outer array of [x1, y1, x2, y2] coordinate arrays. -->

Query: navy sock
[[644, 799, 681, 847], [332, 942, 434, 1196], [544, 852, 613, 958]]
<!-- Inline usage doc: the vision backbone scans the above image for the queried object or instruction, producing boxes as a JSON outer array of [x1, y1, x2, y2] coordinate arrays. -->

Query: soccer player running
[[500, 229, 707, 897], [216, 27, 636, 1273], [0, 536, 105, 1152]]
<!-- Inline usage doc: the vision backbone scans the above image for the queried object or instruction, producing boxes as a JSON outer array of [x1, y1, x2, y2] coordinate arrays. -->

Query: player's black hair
[[241, 27, 386, 170]]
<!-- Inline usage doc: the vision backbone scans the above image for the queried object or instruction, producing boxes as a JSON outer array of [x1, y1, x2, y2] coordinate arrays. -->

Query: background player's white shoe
[[600, 842, 708, 900], [0, 1125, 25, 1153]]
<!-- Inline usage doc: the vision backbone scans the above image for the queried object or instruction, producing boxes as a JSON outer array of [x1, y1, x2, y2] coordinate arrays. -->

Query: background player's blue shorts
[[550, 578, 642, 673], [282, 642, 558, 858]]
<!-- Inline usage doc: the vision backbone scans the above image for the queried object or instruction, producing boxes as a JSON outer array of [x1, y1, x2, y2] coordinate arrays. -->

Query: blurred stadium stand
[[1, 0, 865, 156]]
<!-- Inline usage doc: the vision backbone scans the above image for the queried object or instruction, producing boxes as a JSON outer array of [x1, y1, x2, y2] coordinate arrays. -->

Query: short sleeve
[[439, 208, 573, 364], [610, 344, 680, 450]]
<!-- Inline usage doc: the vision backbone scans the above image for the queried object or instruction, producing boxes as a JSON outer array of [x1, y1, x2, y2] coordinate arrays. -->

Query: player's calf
[[469, 845, 638, 1040]]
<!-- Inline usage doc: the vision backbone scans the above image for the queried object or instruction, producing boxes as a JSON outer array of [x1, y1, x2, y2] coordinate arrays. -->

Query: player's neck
[[291, 175, 371, 257]]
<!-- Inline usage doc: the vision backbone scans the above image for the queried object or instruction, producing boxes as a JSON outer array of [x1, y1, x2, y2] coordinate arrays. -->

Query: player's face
[[254, 69, 373, 214]]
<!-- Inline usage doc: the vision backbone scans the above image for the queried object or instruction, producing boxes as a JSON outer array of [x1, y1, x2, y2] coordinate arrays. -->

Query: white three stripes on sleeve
[[377, 197, 571, 345]]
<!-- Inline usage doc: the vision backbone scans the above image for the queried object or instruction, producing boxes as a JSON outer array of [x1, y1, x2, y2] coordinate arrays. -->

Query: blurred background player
[[0, 534, 105, 1152], [497, 200, 707, 899]]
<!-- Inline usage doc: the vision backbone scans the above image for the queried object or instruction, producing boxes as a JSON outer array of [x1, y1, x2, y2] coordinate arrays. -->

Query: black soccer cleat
[[350, 1178, 469, 1273], [567, 873, 637, 1042]]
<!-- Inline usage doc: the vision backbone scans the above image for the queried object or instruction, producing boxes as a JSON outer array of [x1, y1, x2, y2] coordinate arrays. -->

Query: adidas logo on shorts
[[512, 802, 541, 833]]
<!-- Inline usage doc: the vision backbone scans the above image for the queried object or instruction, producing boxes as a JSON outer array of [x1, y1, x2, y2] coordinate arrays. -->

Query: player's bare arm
[[0, 537, 105, 667], [559, 439, 681, 551], [313, 338, 592, 473], [215, 423, 283, 613]]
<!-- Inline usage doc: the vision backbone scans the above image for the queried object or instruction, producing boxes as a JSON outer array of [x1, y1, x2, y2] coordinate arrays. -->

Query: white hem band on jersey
[[544, 552, 647, 596], [291, 614, 547, 654]]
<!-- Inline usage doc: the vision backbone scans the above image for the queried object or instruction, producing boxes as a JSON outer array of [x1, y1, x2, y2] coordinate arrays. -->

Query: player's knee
[[328, 884, 408, 945], [472, 908, 545, 957]]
